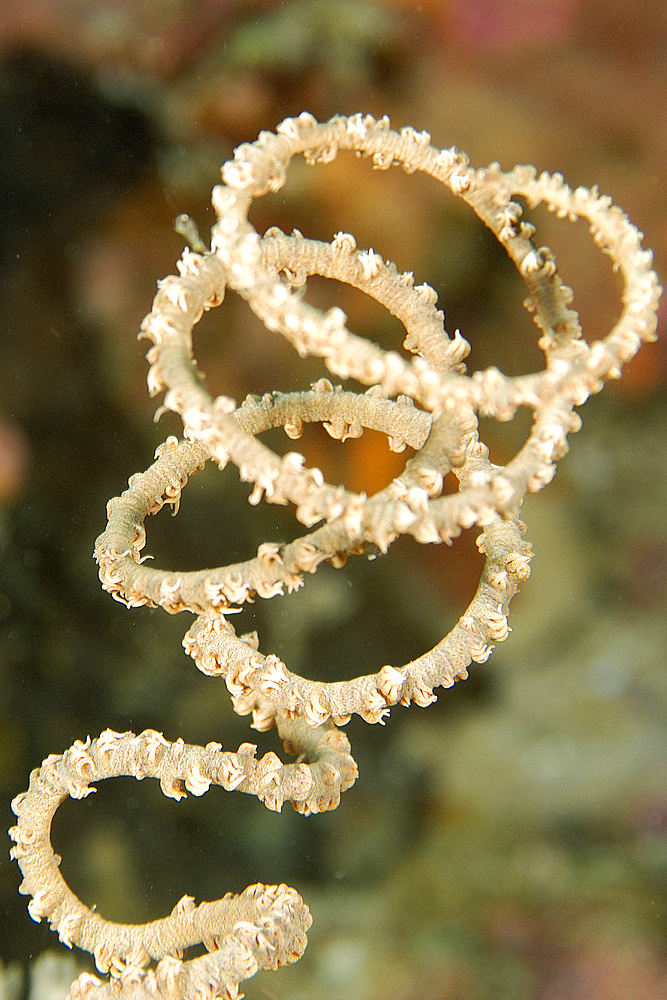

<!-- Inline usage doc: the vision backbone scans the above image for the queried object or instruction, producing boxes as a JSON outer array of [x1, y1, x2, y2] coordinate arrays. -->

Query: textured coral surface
[[0, 3, 665, 999]]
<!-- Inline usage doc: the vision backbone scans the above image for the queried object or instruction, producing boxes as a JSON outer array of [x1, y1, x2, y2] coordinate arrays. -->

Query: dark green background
[[0, 3, 664, 998]]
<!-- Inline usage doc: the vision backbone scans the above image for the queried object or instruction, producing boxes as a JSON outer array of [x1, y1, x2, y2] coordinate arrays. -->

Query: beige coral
[[10, 113, 660, 1000]]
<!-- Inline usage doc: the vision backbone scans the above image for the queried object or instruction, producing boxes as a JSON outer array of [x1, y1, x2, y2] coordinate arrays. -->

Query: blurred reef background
[[0, 2, 665, 998]]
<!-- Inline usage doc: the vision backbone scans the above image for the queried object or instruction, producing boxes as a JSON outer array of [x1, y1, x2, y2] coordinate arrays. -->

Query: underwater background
[[0, 2, 665, 997]]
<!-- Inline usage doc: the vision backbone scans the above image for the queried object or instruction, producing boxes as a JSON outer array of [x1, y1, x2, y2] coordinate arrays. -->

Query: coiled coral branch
[[9, 113, 660, 999], [9, 730, 316, 999]]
